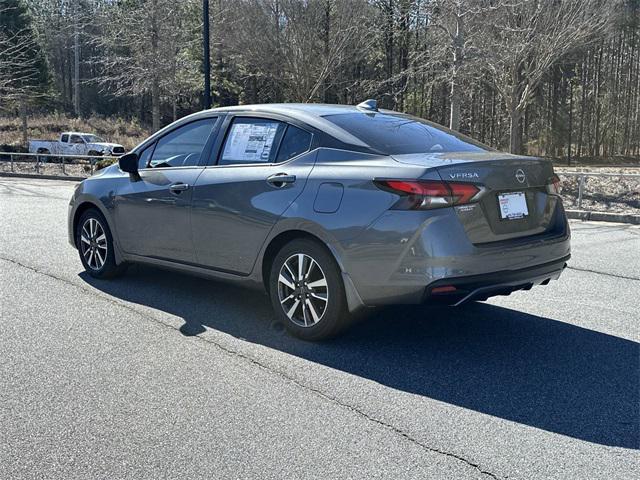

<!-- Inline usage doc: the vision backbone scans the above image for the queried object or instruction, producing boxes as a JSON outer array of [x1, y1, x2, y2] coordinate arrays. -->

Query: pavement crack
[[0, 255, 504, 480], [567, 265, 640, 281]]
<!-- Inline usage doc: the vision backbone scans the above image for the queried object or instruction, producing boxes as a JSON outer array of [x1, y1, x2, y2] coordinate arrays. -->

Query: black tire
[[36, 148, 50, 164], [76, 208, 126, 279], [269, 239, 351, 341]]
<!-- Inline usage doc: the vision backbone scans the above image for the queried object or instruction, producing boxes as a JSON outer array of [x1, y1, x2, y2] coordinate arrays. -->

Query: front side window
[[323, 112, 490, 155], [149, 118, 216, 168], [220, 118, 286, 165], [137, 143, 154, 169], [70, 135, 84, 144]]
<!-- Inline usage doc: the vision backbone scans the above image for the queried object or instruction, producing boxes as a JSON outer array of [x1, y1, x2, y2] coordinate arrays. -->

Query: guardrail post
[[35, 154, 40, 174], [577, 174, 585, 209], [61, 156, 66, 175], [10, 153, 14, 172]]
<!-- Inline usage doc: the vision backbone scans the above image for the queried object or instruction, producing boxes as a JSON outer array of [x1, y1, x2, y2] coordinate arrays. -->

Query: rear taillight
[[547, 174, 562, 195], [374, 180, 482, 210]]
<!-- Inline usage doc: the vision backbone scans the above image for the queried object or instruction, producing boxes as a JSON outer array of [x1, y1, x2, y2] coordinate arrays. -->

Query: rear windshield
[[323, 112, 490, 155]]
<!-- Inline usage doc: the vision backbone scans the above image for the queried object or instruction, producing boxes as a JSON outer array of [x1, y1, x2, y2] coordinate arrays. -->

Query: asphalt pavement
[[0, 177, 638, 479]]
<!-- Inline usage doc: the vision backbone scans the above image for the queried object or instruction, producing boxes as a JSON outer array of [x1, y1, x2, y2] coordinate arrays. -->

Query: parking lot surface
[[1, 177, 638, 479]]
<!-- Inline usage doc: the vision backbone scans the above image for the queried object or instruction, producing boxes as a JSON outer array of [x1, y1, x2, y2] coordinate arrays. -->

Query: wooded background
[[1, 0, 639, 162]]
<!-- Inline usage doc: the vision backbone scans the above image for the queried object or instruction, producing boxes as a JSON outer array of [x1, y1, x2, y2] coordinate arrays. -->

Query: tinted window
[[70, 134, 84, 144], [137, 143, 154, 169], [323, 113, 490, 155], [220, 118, 285, 165], [276, 125, 312, 162], [61, 134, 69, 142], [149, 118, 216, 168]]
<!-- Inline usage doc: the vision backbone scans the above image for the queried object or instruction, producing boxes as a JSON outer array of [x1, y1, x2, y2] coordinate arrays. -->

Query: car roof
[[183, 103, 400, 149], [136, 103, 406, 153], [208, 103, 362, 116]]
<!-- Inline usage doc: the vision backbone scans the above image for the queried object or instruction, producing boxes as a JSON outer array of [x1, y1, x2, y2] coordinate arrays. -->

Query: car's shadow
[[80, 264, 639, 449]]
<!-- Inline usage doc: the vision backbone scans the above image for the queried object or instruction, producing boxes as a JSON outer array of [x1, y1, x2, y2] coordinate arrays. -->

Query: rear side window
[[323, 112, 490, 155], [276, 125, 312, 162], [220, 118, 285, 165], [61, 134, 69, 142], [149, 118, 216, 168]]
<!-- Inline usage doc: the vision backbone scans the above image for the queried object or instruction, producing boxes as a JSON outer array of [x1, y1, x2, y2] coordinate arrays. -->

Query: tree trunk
[[73, 4, 80, 117], [151, 0, 160, 131], [321, 0, 331, 103], [20, 99, 28, 148], [152, 78, 160, 132], [449, 14, 463, 131], [509, 106, 523, 154]]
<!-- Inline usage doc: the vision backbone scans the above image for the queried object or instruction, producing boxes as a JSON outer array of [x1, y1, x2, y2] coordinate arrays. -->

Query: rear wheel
[[36, 148, 50, 164], [269, 239, 351, 341], [76, 209, 126, 279]]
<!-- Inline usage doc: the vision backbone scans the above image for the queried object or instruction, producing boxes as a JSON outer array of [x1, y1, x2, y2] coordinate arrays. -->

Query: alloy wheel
[[277, 253, 329, 327], [80, 217, 108, 271]]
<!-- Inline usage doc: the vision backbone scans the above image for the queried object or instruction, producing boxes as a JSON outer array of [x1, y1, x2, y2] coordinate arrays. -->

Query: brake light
[[547, 174, 562, 195], [375, 180, 481, 210]]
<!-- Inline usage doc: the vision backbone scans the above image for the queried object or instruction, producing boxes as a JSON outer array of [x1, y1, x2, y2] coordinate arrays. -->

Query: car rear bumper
[[424, 254, 570, 306], [336, 205, 571, 308]]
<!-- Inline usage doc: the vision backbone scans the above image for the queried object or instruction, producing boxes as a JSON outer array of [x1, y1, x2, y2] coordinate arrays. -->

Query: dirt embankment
[[0, 114, 150, 152]]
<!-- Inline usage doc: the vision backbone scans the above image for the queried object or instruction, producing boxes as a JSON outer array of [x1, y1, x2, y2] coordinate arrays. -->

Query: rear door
[[113, 116, 220, 263], [190, 115, 316, 274]]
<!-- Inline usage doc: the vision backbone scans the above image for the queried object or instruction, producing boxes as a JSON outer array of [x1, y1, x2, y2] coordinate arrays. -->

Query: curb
[[566, 209, 640, 225], [0, 172, 85, 182]]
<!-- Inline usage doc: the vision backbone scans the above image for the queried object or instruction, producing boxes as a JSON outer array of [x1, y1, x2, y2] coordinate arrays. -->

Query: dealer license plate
[[498, 192, 528, 220]]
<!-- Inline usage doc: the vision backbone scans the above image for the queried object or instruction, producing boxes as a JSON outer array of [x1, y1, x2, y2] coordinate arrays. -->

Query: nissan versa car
[[68, 101, 571, 340]]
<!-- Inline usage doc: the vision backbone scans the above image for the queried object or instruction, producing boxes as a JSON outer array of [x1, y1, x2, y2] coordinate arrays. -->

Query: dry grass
[[556, 167, 640, 214], [0, 113, 151, 151]]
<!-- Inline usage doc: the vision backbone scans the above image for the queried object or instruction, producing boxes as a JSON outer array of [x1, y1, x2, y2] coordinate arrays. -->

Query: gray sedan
[[67, 101, 571, 340]]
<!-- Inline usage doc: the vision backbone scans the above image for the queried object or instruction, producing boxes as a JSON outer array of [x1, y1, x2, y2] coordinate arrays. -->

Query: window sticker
[[223, 122, 280, 163]]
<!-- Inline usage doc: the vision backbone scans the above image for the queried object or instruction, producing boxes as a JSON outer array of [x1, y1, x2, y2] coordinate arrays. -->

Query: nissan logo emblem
[[515, 169, 526, 183]]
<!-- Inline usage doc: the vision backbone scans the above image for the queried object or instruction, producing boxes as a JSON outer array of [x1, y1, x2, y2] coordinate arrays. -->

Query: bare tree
[[478, 0, 613, 153], [228, 0, 373, 104], [0, 1, 48, 105], [90, 0, 200, 131], [427, 0, 521, 131]]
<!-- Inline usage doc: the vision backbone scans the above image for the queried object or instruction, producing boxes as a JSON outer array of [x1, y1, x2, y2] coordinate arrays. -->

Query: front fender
[[68, 181, 125, 265]]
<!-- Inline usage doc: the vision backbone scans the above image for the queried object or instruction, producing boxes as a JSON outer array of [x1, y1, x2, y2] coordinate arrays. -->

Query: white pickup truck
[[28, 132, 126, 157]]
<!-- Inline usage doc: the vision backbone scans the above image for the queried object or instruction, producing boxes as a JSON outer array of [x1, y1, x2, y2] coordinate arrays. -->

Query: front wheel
[[76, 209, 126, 279], [269, 239, 351, 341]]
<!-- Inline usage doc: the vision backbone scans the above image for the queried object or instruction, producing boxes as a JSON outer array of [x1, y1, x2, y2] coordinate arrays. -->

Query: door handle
[[266, 173, 296, 188], [169, 183, 190, 194]]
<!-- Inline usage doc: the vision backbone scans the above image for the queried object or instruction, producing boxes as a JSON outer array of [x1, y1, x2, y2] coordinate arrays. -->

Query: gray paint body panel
[[68, 105, 570, 312]]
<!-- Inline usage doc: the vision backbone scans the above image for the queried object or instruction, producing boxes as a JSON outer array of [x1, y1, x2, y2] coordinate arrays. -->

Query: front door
[[191, 116, 316, 274], [113, 117, 219, 263]]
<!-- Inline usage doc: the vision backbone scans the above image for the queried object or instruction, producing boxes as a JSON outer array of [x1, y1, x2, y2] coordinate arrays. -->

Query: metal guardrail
[[0, 151, 119, 176], [557, 171, 640, 210]]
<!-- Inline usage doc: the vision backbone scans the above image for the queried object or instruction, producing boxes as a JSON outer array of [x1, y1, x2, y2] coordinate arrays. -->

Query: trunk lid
[[392, 152, 561, 244]]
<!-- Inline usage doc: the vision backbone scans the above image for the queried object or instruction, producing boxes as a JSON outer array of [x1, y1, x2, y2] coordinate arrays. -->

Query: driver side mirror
[[118, 152, 139, 174]]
